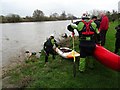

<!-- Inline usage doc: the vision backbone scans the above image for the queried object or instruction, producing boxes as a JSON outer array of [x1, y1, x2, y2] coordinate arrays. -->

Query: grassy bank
[[2, 21, 120, 88]]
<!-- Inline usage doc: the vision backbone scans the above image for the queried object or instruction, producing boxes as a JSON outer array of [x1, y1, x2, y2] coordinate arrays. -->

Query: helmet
[[81, 13, 90, 20], [50, 34, 54, 37], [91, 15, 97, 19]]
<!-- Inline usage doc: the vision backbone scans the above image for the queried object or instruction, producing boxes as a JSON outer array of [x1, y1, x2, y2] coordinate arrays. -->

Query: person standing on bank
[[91, 15, 101, 44], [91, 15, 100, 29], [114, 24, 120, 54], [43, 34, 58, 65], [67, 13, 100, 72], [99, 12, 109, 46]]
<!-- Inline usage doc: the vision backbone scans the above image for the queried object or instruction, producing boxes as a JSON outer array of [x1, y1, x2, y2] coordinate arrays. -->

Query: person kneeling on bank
[[43, 34, 58, 66]]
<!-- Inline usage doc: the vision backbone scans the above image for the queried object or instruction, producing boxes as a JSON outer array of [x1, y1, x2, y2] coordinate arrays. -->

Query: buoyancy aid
[[81, 20, 95, 36], [44, 38, 53, 48]]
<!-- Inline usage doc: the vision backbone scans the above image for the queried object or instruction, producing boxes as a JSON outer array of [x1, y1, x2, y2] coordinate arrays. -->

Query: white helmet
[[50, 34, 54, 37], [81, 13, 90, 20]]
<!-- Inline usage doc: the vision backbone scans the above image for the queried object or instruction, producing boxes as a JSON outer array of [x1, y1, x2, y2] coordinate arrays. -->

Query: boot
[[79, 58, 86, 72]]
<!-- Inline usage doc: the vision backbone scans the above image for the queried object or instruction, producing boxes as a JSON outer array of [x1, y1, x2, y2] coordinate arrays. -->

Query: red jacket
[[100, 15, 109, 30]]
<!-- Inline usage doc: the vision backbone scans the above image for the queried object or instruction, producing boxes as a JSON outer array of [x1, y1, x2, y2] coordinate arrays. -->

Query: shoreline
[[0, 19, 75, 24], [2, 36, 73, 88], [2, 36, 72, 77]]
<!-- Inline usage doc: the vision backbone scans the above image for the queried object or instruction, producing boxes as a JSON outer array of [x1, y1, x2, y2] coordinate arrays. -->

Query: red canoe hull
[[93, 45, 120, 71]]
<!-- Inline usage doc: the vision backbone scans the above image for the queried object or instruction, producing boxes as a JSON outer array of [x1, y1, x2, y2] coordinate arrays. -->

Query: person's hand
[[98, 28, 101, 32], [72, 32, 75, 37]]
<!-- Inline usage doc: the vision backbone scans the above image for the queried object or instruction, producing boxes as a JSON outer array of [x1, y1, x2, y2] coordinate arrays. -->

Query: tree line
[[0, 9, 77, 23], [0, 9, 120, 23]]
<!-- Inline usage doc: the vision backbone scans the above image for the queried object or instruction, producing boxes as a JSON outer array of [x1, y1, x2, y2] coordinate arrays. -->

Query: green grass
[[2, 21, 120, 88]]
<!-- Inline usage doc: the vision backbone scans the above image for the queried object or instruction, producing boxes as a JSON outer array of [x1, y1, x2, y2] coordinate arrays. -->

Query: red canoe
[[93, 45, 120, 71]]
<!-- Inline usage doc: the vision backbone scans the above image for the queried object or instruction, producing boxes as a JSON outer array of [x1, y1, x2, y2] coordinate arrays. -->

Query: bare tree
[[50, 13, 59, 18], [32, 9, 44, 21], [67, 13, 77, 20], [59, 11, 67, 20], [6, 14, 21, 23]]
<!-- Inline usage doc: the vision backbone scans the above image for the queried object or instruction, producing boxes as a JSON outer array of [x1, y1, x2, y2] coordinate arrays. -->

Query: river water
[[0, 20, 75, 67]]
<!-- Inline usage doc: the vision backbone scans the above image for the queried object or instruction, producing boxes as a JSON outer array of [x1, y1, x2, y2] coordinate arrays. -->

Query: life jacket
[[81, 20, 95, 36], [44, 38, 53, 47]]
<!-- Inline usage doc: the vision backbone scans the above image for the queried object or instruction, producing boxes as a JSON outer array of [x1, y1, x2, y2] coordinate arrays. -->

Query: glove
[[72, 32, 75, 37], [98, 28, 101, 32]]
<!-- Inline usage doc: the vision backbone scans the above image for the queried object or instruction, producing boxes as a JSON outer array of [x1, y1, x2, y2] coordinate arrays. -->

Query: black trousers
[[79, 40, 96, 58], [100, 30, 107, 46], [45, 49, 55, 63]]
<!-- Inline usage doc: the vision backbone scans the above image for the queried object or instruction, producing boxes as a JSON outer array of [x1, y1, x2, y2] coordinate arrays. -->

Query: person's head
[[81, 13, 90, 20], [92, 15, 97, 21], [50, 34, 54, 39], [100, 12, 105, 17]]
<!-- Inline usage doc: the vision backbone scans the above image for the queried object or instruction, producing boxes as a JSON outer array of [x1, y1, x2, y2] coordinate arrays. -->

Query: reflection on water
[[1, 20, 72, 67]]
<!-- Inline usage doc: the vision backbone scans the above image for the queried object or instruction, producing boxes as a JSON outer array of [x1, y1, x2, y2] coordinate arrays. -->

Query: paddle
[[71, 19, 76, 77], [72, 33, 76, 77]]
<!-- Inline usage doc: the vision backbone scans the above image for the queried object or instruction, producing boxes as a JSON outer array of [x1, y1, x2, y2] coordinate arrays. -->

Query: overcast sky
[[0, 0, 120, 17]]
